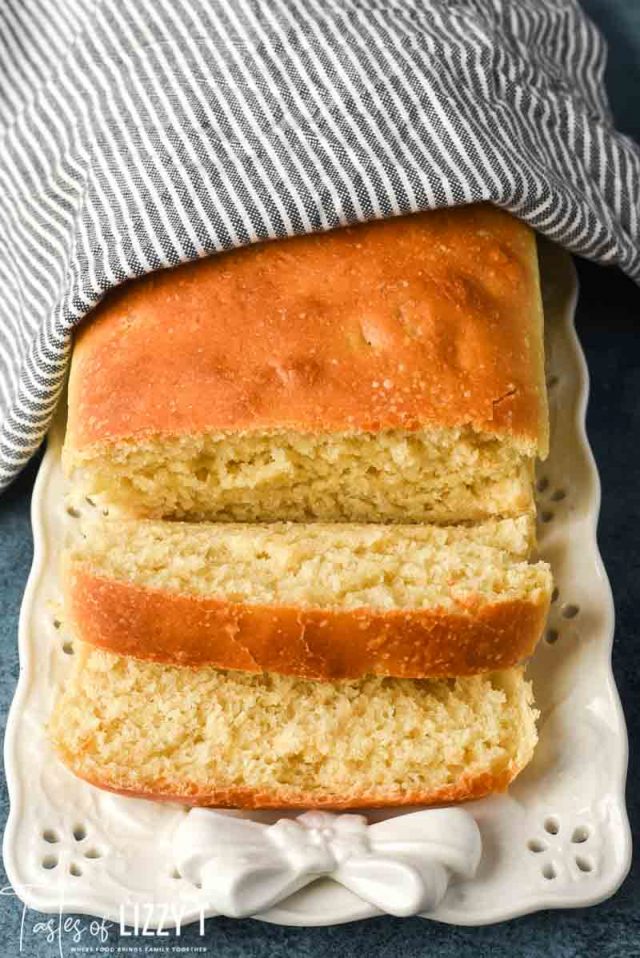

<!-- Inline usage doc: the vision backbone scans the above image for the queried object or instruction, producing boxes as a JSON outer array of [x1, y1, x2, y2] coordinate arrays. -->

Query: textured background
[[1, 1, 639, 955]]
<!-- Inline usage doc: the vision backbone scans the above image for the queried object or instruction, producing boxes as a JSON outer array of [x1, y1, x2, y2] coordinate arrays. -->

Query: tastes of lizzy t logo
[[1, 885, 207, 956]]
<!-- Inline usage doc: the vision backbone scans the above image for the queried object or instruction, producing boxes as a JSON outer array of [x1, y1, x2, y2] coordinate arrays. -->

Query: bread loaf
[[65, 516, 551, 677], [50, 646, 537, 809], [63, 204, 547, 523], [54, 204, 550, 810]]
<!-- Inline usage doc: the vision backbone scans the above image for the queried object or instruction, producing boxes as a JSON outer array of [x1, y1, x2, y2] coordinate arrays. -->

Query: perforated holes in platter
[[60, 497, 110, 658], [52, 613, 75, 658], [526, 818, 596, 882], [535, 474, 567, 526], [536, 467, 578, 645], [66, 496, 110, 520], [543, 587, 581, 647], [40, 824, 105, 879]]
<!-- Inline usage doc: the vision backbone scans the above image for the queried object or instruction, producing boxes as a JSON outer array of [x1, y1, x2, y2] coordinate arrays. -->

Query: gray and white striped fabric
[[1, 0, 639, 489]]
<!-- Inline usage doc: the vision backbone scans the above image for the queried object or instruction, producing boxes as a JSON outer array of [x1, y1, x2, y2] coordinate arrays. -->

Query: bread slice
[[65, 516, 551, 678], [49, 646, 537, 809], [63, 204, 547, 523]]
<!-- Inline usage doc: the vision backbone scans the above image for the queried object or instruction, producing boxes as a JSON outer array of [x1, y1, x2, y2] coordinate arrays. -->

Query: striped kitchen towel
[[0, 0, 638, 488]]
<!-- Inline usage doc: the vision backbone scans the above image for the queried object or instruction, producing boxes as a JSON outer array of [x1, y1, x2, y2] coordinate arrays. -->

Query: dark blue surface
[[1, 2, 639, 955]]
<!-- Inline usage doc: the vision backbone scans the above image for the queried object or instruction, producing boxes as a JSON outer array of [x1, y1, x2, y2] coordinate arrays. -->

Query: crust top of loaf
[[65, 204, 548, 456]]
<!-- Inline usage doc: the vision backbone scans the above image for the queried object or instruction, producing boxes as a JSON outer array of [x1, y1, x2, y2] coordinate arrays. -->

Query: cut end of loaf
[[64, 426, 535, 523], [50, 647, 538, 809]]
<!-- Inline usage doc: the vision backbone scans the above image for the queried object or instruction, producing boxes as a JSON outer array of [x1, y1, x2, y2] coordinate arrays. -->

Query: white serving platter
[[2, 244, 631, 927]]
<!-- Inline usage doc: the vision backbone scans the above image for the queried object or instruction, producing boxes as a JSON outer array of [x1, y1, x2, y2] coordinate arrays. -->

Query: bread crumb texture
[[50, 647, 537, 807], [66, 427, 534, 522], [71, 516, 550, 612]]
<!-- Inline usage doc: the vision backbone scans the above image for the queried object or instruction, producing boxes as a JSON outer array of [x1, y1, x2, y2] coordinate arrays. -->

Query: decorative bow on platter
[[174, 808, 482, 918]]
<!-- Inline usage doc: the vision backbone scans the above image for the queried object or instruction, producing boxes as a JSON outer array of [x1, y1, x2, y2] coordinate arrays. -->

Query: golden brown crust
[[53, 751, 519, 810], [65, 204, 548, 457], [66, 564, 549, 679]]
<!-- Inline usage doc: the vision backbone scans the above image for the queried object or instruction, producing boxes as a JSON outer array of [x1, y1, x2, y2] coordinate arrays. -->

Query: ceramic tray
[[2, 245, 631, 927]]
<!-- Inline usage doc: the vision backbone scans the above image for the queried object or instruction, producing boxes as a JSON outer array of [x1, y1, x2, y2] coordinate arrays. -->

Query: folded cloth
[[0, 0, 638, 488]]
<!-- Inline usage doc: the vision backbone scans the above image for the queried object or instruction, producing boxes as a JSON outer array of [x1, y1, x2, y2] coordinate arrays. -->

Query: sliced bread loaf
[[50, 646, 537, 809]]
